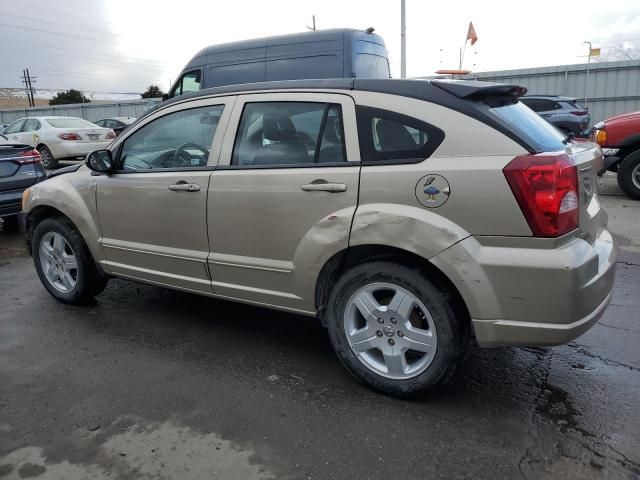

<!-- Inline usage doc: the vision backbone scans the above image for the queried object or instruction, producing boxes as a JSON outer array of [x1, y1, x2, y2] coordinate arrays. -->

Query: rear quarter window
[[488, 102, 567, 152]]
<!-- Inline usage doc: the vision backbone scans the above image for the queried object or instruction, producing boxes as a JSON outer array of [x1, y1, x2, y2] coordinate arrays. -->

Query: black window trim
[[113, 103, 223, 173], [356, 106, 445, 166], [229, 100, 350, 169]]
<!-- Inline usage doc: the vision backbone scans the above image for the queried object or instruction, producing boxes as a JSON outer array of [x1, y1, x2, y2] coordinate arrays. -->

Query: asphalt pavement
[[0, 173, 638, 480]]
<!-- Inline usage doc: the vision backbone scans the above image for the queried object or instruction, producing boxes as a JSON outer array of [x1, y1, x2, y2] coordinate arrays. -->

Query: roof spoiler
[[431, 80, 527, 100]]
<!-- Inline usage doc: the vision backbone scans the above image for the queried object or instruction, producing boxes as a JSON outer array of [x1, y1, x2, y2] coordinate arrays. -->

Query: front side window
[[4, 119, 25, 134], [232, 102, 346, 166], [170, 70, 201, 98], [356, 107, 445, 163], [119, 105, 223, 171]]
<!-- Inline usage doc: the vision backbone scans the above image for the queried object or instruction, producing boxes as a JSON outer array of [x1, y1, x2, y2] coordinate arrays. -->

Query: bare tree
[[592, 43, 640, 63]]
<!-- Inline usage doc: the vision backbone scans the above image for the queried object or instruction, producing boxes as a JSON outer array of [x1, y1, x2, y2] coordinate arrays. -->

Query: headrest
[[263, 112, 297, 141]]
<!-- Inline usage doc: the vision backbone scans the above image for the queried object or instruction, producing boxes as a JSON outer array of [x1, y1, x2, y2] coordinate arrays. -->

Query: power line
[[0, 35, 168, 67], [2, 12, 122, 41], [7, 44, 168, 73], [0, 21, 142, 46], [4, 0, 123, 28]]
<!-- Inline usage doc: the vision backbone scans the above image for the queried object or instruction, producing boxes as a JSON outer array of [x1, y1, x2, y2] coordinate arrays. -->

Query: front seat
[[251, 113, 309, 165]]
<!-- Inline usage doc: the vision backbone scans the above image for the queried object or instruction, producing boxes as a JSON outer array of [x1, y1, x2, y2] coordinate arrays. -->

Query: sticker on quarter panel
[[415, 174, 450, 208]]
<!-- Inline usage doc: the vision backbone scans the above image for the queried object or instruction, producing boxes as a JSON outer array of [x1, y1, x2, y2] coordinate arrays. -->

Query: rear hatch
[[431, 80, 607, 243], [488, 98, 605, 243], [0, 144, 39, 191]]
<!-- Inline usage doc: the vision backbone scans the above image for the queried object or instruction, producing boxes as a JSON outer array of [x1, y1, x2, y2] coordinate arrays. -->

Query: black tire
[[38, 145, 58, 169], [325, 261, 467, 397], [617, 150, 640, 200], [32, 217, 107, 304]]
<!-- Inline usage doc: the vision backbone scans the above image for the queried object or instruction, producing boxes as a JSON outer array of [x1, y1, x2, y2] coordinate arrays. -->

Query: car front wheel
[[32, 217, 107, 303], [325, 261, 467, 397], [617, 149, 640, 200]]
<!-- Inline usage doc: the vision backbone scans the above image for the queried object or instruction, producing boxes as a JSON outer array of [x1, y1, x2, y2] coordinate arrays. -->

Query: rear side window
[[355, 54, 390, 79], [356, 107, 445, 164], [232, 102, 346, 167], [489, 102, 566, 152], [23, 119, 40, 131]]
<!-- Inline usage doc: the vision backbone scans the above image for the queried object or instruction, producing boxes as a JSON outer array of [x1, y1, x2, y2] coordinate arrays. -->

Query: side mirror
[[86, 150, 114, 173], [162, 94, 169, 101]]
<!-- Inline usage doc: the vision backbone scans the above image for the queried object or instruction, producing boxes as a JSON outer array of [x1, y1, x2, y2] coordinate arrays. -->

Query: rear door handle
[[301, 182, 347, 193], [168, 182, 200, 192]]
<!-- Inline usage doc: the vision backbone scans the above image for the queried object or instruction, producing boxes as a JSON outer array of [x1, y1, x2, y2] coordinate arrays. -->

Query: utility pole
[[307, 15, 316, 31], [26, 69, 36, 108], [583, 41, 592, 108], [400, 0, 406, 78], [21, 70, 31, 107]]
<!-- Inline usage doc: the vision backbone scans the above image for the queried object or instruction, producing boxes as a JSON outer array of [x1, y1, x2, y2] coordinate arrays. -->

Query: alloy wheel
[[343, 282, 438, 380], [39, 232, 78, 293]]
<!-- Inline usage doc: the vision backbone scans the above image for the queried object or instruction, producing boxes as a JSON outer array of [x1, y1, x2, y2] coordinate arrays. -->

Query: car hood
[[604, 111, 640, 125], [47, 163, 84, 179]]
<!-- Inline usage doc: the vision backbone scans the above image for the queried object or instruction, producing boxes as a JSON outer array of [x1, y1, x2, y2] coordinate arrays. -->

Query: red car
[[592, 111, 640, 199]]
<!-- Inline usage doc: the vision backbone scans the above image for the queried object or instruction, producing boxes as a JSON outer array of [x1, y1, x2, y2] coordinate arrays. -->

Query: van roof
[[191, 28, 385, 58]]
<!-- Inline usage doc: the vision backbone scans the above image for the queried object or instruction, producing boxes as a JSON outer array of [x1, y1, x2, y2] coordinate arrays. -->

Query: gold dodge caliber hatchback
[[21, 79, 617, 396]]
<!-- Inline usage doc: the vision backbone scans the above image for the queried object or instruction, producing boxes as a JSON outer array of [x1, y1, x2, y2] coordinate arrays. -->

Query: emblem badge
[[415, 174, 451, 208]]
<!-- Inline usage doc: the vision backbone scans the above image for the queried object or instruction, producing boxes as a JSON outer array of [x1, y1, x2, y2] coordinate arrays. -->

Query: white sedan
[[2, 116, 115, 168]]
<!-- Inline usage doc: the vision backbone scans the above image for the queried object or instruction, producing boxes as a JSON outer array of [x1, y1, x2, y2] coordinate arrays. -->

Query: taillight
[[503, 153, 579, 237], [570, 111, 588, 116], [58, 132, 81, 140], [105, 130, 116, 139], [18, 149, 42, 164]]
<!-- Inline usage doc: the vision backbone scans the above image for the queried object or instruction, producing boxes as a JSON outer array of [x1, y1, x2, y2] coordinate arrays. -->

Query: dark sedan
[[94, 117, 136, 136], [0, 134, 46, 218]]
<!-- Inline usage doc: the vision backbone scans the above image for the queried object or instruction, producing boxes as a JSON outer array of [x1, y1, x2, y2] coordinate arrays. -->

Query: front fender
[[24, 169, 105, 264], [349, 203, 470, 259]]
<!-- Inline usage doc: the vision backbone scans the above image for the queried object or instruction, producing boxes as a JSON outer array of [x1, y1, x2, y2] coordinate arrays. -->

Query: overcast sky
[[1, 0, 639, 92]]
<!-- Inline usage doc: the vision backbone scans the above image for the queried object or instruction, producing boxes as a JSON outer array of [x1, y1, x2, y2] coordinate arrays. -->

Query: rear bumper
[[0, 189, 24, 217], [430, 228, 618, 347], [472, 292, 612, 346]]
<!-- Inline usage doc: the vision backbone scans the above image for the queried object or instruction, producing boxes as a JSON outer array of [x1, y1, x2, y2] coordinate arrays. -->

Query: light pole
[[401, 0, 406, 78], [583, 41, 592, 108]]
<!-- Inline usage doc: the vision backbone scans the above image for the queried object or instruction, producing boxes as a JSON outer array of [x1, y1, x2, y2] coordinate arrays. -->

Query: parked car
[[20, 79, 616, 396], [2, 117, 115, 169], [591, 111, 640, 199], [94, 117, 136, 136], [167, 28, 389, 99], [1, 135, 46, 219], [520, 95, 590, 137]]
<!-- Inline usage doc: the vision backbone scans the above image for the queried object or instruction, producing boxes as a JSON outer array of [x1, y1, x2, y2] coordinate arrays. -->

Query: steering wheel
[[174, 143, 210, 167]]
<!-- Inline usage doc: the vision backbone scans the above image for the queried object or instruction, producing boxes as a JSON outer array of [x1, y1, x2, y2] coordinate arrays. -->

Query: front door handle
[[168, 182, 200, 192], [301, 181, 347, 193]]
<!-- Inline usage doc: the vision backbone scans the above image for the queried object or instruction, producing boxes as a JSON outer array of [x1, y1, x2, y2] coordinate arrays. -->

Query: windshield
[[488, 101, 567, 152], [45, 118, 97, 129]]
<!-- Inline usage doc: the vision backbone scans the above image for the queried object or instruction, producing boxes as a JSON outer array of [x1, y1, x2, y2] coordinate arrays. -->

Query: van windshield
[[488, 101, 567, 152]]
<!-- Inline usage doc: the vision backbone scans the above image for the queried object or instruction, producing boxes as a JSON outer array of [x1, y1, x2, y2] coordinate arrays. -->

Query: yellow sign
[[590, 48, 601, 56]]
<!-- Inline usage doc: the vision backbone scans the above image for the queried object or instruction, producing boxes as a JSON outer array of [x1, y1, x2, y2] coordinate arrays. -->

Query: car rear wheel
[[32, 217, 107, 303], [38, 145, 57, 169], [617, 149, 640, 200], [325, 261, 467, 397]]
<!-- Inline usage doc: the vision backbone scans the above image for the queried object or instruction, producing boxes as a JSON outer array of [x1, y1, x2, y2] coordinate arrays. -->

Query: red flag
[[466, 22, 478, 45]]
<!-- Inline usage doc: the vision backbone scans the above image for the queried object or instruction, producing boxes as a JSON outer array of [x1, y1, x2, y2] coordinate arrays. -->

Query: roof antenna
[[366, 27, 375, 34]]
